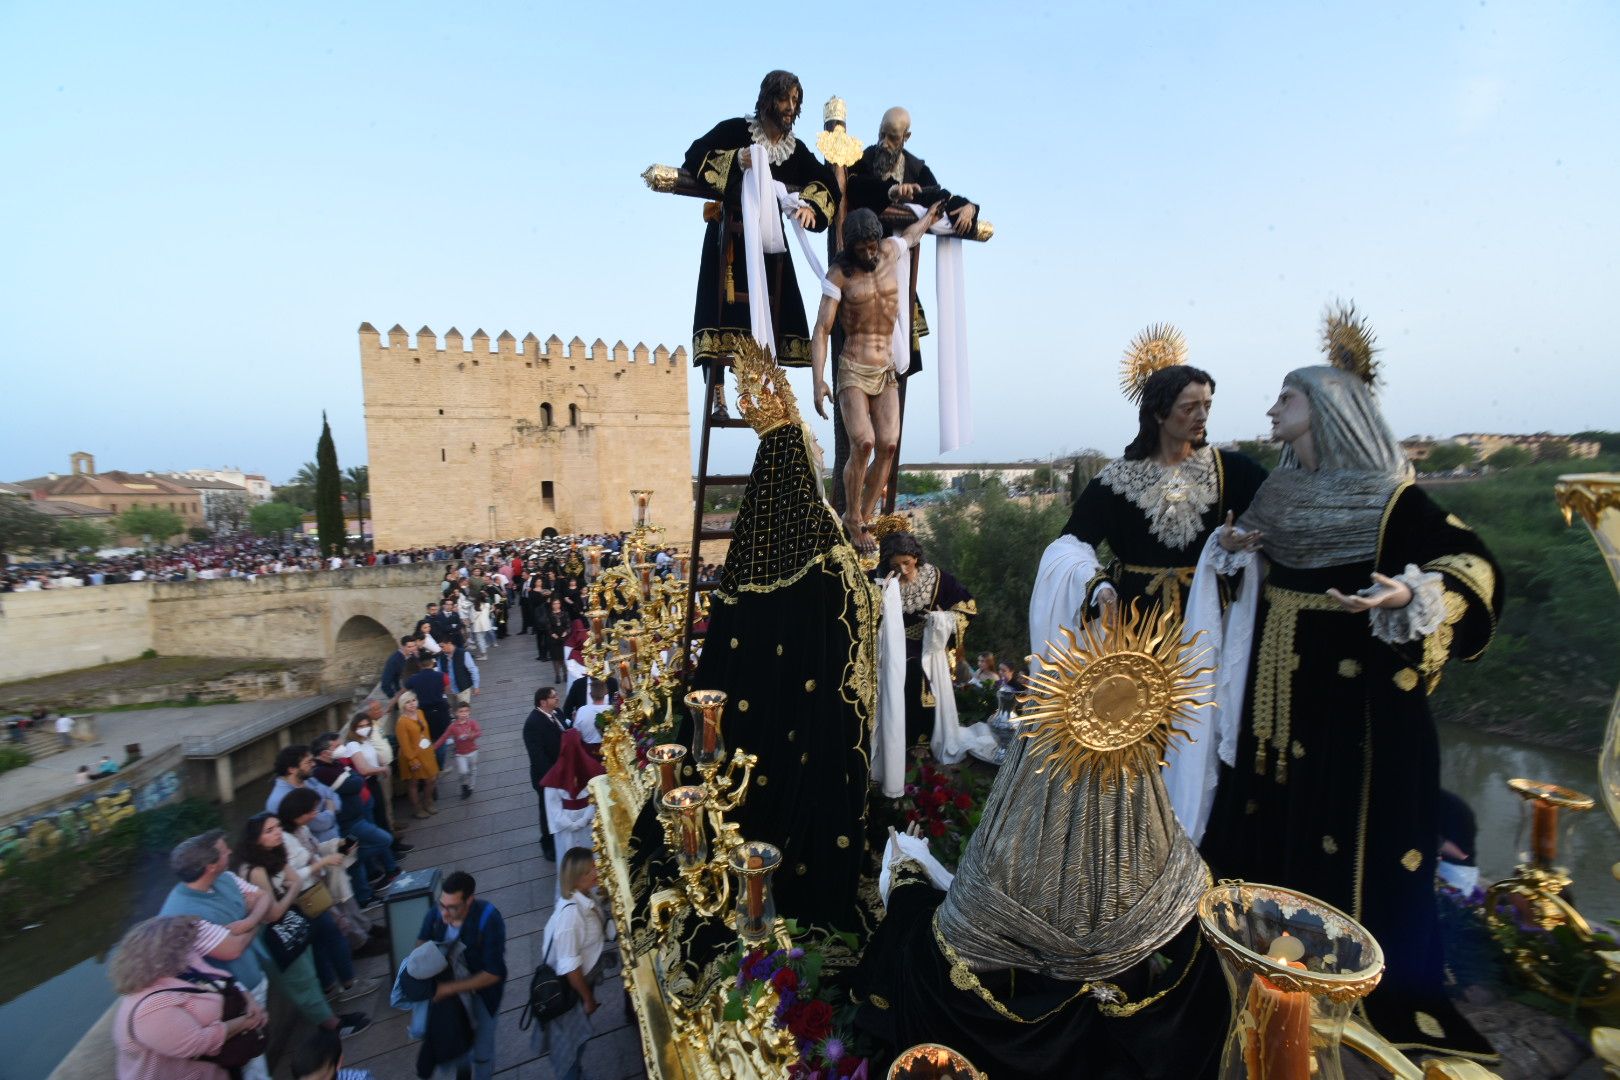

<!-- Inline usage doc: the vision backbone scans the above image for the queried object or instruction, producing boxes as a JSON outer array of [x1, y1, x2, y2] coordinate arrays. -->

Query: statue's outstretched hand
[[1218, 510, 1263, 553], [1328, 572, 1412, 612], [923, 199, 947, 230], [813, 379, 833, 420], [953, 203, 977, 236], [889, 182, 921, 203], [793, 205, 816, 229]]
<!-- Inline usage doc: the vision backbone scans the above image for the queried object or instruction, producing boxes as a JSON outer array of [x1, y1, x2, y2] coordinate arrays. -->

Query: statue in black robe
[[1187, 352, 1503, 1063], [845, 106, 981, 374], [683, 71, 838, 395], [1030, 356, 1265, 657]]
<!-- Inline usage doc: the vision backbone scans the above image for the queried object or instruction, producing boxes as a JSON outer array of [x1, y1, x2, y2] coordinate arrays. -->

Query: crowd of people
[[0, 529, 671, 592], [103, 535, 636, 1080]]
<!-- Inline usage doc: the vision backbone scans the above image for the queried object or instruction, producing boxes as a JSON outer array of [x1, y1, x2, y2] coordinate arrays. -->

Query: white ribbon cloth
[[1027, 535, 1103, 676], [740, 143, 828, 354], [898, 204, 972, 453], [1160, 534, 1259, 844], [926, 609, 998, 764], [873, 577, 907, 798]]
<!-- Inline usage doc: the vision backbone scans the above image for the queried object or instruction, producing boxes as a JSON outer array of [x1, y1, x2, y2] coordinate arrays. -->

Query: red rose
[[838, 1056, 863, 1077], [929, 818, 947, 838], [771, 967, 799, 994], [786, 998, 834, 1042], [953, 792, 974, 810]]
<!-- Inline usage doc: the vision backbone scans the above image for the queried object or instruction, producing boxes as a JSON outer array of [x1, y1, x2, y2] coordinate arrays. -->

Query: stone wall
[[0, 563, 444, 684], [359, 323, 694, 549], [0, 582, 156, 679]]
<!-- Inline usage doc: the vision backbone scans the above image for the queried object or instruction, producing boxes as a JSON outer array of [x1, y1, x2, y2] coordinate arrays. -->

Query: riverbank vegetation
[[920, 451, 1619, 751]]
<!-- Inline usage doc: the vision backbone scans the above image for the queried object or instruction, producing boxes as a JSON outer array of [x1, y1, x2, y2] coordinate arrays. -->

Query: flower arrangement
[[721, 930, 873, 1078], [897, 761, 987, 870]]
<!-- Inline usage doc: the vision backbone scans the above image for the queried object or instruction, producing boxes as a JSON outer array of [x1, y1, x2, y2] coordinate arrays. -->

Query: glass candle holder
[[586, 608, 608, 639], [647, 744, 687, 795], [631, 489, 653, 528], [661, 786, 708, 870], [1198, 882, 1385, 1080], [685, 689, 727, 768], [583, 545, 603, 577], [887, 1043, 982, 1079], [728, 840, 782, 944], [1508, 778, 1595, 867]]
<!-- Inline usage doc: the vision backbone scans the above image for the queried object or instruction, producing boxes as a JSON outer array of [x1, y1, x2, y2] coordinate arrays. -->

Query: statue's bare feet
[[844, 514, 876, 554], [709, 384, 730, 419]]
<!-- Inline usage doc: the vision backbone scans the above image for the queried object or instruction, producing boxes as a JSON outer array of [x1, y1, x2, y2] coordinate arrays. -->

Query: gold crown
[[733, 338, 801, 436], [867, 514, 912, 542], [1119, 323, 1188, 403], [1320, 300, 1380, 386]]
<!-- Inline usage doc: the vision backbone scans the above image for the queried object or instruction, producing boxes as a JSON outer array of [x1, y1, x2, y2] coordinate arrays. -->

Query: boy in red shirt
[[434, 703, 483, 800]]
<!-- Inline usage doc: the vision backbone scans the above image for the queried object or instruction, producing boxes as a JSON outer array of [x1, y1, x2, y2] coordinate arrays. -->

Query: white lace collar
[[1097, 446, 1219, 551], [746, 114, 797, 166]]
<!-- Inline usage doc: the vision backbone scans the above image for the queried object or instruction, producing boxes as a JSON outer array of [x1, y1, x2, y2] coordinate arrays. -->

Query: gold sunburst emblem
[[1119, 323, 1189, 404], [1321, 300, 1380, 387], [1020, 604, 1213, 788]]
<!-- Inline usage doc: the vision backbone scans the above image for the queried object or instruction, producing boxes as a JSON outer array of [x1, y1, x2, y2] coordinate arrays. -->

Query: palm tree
[[344, 465, 369, 533], [291, 461, 320, 489]]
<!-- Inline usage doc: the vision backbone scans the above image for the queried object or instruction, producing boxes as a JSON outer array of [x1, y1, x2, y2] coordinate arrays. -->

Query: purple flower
[[789, 947, 805, 959], [822, 1037, 846, 1062]]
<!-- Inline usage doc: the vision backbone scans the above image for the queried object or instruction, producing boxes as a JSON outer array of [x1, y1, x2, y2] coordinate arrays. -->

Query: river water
[[3, 726, 1618, 1075]]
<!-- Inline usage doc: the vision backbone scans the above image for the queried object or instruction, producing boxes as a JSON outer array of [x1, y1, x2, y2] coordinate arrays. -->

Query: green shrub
[[0, 747, 29, 776]]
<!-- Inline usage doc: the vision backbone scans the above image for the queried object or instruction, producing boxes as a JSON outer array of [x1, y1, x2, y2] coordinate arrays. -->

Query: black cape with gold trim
[[1064, 448, 1266, 621], [682, 119, 837, 369], [1200, 483, 1503, 1060]]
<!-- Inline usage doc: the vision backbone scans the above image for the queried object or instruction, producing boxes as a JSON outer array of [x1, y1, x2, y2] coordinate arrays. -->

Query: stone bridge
[[0, 563, 446, 687]]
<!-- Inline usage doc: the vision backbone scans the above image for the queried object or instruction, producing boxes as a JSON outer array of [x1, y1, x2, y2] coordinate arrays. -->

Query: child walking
[[434, 702, 483, 800]]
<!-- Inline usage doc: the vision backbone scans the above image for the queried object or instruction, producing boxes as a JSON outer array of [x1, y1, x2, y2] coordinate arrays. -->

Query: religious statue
[[1177, 305, 1503, 1063], [681, 340, 882, 929], [852, 607, 1228, 1078], [868, 523, 987, 781], [810, 204, 944, 549], [682, 70, 839, 415], [845, 106, 982, 376], [1029, 325, 1267, 658]]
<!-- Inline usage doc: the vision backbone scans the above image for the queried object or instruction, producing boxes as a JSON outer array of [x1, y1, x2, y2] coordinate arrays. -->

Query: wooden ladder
[[680, 354, 756, 672]]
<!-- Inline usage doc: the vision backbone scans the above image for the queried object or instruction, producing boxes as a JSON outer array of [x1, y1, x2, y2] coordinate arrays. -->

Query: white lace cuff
[[1208, 543, 1254, 576], [1369, 564, 1446, 644]]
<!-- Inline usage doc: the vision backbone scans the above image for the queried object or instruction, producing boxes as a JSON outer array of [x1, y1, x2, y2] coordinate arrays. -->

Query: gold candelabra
[[579, 503, 798, 1078]]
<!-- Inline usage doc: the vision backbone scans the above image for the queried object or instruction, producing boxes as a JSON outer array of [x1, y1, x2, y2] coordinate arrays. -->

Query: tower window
[[540, 402, 554, 427]]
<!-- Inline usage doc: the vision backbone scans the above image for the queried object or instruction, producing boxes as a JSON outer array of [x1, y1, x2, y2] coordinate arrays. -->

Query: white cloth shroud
[[740, 143, 827, 356], [1160, 533, 1259, 845], [925, 609, 998, 765], [897, 203, 973, 454], [873, 578, 907, 798], [1026, 535, 1103, 676]]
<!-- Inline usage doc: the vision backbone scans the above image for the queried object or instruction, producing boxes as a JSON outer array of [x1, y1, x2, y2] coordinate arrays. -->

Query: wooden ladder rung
[[706, 414, 753, 429], [699, 474, 751, 487], [697, 527, 734, 541]]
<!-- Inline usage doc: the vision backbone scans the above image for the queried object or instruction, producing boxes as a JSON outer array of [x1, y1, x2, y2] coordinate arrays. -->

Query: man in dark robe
[[1030, 351, 1266, 653], [683, 70, 838, 413], [845, 106, 981, 374]]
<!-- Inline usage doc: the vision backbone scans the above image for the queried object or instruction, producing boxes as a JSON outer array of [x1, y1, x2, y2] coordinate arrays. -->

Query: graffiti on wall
[[0, 767, 182, 865]]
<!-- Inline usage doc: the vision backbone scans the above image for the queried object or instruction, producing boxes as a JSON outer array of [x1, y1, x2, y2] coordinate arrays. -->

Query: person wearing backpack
[[414, 871, 506, 1080], [527, 848, 617, 1080]]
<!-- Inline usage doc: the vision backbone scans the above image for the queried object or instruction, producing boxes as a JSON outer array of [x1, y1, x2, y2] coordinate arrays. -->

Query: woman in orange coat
[[395, 690, 439, 818]]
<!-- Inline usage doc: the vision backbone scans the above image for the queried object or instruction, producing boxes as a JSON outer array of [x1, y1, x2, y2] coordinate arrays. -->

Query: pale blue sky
[[3, 1, 1616, 485]]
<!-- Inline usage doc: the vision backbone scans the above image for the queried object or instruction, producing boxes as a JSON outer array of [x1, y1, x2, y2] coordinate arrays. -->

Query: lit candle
[[681, 815, 699, 860], [746, 854, 764, 923], [702, 711, 717, 755], [659, 760, 676, 794], [1532, 799, 1558, 865], [1241, 951, 1311, 1080], [640, 565, 653, 591]]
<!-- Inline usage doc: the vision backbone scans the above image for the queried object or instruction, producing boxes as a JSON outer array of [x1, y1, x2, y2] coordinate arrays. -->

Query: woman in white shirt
[[533, 849, 616, 1080], [414, 620, 442, 655]]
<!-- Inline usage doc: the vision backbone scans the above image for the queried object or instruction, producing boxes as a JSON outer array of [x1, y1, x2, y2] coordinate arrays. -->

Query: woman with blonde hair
[[531, 847, 617, 1080], [394, 689, 439, 818], [112, 914, 268, 1079]]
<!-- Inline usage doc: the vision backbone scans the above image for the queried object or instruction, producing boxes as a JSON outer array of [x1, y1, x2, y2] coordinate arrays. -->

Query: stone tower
[[358, 323, 692, 548]]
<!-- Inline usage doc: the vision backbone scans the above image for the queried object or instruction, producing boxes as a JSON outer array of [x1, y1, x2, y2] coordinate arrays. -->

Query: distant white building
[[174, 467, 272, 502]]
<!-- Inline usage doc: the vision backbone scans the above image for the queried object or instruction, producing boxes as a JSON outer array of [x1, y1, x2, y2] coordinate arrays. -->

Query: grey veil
[[1238, 365, 1412, 568]]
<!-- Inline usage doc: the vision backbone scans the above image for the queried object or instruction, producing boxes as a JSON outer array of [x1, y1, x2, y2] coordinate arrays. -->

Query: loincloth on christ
[[837, 358, 898, 397]]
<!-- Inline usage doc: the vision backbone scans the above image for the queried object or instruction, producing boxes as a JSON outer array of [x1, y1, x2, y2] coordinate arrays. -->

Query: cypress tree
[[315, 412, 344, 557]]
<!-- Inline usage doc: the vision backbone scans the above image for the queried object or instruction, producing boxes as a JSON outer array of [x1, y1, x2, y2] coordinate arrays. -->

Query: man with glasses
[[415, 871, 506, 1080]]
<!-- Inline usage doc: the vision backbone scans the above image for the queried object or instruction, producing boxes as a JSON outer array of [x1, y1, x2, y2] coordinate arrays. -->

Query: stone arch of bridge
[[327, 613, 395, 692]]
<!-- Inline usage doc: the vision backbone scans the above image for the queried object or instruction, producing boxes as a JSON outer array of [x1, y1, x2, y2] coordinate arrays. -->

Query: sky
[[3, 1, 1617, 486]]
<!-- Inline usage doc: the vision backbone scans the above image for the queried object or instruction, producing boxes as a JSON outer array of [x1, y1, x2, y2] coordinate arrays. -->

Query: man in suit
[[521, 686, 568, 861]]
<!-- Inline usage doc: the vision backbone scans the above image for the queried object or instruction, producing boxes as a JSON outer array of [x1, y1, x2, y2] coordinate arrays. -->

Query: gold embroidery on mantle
[[1401, 849, 1424, 872], [700, 148, 736, 195], [1420, 589, 1470, 694], [1252, 585, 1344, 783]]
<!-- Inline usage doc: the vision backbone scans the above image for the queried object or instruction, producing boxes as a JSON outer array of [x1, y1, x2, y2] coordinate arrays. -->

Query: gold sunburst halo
[[1019, 603, 1213, 790], [1119, 323, 1189, 403], [1320, 300, 1380, 387]]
